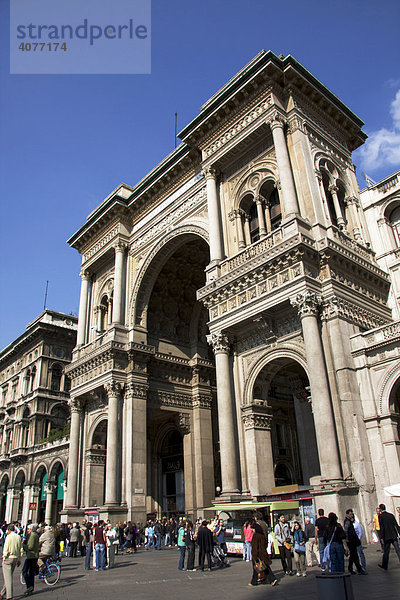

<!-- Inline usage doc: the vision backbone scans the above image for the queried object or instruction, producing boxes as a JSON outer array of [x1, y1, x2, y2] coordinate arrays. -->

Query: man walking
[[1, 524, 22, 600], [22, 523, 39, 596], [315, 509, 329, 571], [343, 509, 365, 574], [353, 517, 367, 573], [304, 516, 319, 567], [378, 503, 400, 571], [93, 520, 106, 571], [274, 514, 293, 575]]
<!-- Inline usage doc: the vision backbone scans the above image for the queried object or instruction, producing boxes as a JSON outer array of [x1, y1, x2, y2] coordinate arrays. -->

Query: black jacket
[[379, 511, 400, 542]]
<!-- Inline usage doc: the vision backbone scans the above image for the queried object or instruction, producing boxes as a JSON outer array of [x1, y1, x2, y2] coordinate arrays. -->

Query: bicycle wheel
[[44, 563, 60, 586]]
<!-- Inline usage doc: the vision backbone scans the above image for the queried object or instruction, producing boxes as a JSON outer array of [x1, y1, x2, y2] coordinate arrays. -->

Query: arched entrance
[[252, 357, 320, 488], [14, 470, 25, 522], [160, 430, 184, 515], [141, 234, 216, 516], [0, 475, 9, 523], [87, 420, 107, 507]]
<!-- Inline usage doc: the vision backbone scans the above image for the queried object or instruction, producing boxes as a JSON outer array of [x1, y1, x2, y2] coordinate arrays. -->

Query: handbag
[[322, 527, 336, 564], [254, 559, 266, 573], [294, 541, 305, 553]]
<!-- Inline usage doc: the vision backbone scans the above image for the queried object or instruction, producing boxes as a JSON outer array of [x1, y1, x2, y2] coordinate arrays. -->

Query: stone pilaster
[[269, 113, 299, 218], [242, 403, 274, 496], [329, 185, 346, 230], [44, 481, 56, 524], [207, 332, 239, 494], [291, 291, 342, 482]]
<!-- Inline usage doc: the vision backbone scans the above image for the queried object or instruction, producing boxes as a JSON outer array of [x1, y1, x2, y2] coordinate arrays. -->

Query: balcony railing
[[377, 174, 399, 193]]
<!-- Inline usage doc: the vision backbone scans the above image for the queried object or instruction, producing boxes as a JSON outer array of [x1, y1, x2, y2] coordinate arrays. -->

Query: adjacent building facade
[[63, 51, 397, 529], [0, 311, 77, 525]]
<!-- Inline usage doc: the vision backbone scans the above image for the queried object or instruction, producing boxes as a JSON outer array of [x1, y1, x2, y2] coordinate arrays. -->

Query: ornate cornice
[[322, 296, 390, 330], [125, 382, 148, 400], [149, 390, 193, 409], [192, 395, 213, 410], [83, 224, 121, 263]]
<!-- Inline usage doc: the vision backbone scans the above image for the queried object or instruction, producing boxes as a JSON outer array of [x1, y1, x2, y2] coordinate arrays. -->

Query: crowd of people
[[0, 503, 399, 597]]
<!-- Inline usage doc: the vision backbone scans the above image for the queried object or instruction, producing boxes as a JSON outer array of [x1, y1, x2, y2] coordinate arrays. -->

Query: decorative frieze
[[322, 296, 390, 330], [149, 390, 193, 409], [125, 382, 148, 400], [83, 225, 120, 262], [176, 412, 190, 435], [192, 395, 213, 410], [203, 95, 273, 159], [241, 404, 272, 430]]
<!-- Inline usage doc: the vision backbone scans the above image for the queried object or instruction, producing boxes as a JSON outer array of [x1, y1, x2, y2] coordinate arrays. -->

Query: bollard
[[316, 572, 354, 600]]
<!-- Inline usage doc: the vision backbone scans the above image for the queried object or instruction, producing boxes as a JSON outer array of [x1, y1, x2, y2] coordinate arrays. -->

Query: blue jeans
[[95, 543, 106, 570], [146, 536, 154, 550], [357, 545, 366, 571], [243, 540, 252, 561], [155, 535, 161, 550], [318, 537, 326, 570], [178, 545, 186, 570], [329, 541, 345, 573], [85, 543, 92, 570]]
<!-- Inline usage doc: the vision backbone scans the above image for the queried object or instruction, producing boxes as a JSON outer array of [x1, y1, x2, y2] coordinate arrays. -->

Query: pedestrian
[[243, 520, 253, 562], [315, 508, 329, 571], [292, 521, 307, 576], [274, 514, 294, 575], [22, 523, 39, 596], [38, 525, 56, 569], [93, 520, 106, 571], [324, 513, 348, 573], [372, 507, 384, 552], [69, 523, 80, 557], [106, 524, 117, 568], [177, 521, 186, 571], [343, 509, 365, 574], [304, 516, 319, 567], [184, 521, 196, 571], [248, 520, 278, 587], [1, 524, 23, 600], [146, 522, 155, 550], [154, 520, 163, 551], [84, 522, 93, 570], [353, 516, 367, 573], [214, 519, 227, 554], [197, 520, 213, 571], [378, 503, 400, 571]]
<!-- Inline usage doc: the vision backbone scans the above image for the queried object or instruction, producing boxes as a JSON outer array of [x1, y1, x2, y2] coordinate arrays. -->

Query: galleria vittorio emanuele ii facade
[[1, 51, 400, 532]]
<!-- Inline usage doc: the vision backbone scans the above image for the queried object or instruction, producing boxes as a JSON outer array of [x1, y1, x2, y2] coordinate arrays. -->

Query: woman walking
[[324, 513, 348, 573], [292, 521, 307, 576], [185, 521, 196, 571], [248, 520, 278, 587]]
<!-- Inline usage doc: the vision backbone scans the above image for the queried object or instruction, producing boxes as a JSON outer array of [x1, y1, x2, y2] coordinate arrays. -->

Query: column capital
[[328, 184, 339, 194], [291, 291, 321, 318], [124, 382, 148, 399], [114, 240, 128, 253], [321, 296, 340, 321], [207, 331, 230, 354], [345, 195, 359, 207], [202, 166, 218, 180], [241, 404, 272, 430], [80, 269, 91, 281], [104, 380, 124, 397], [314, 169, 323, 182], [176, 412, 191, 435], [69, 398, 83, 413], [268, 112, 286, 130], [228, 208, 245, 222]]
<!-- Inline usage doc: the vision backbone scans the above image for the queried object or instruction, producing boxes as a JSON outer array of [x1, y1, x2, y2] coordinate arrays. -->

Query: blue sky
[[1, 0, 399, 349]]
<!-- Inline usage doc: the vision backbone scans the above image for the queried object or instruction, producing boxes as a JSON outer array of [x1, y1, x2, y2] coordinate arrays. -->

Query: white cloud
[[359, 91, 400, 172]]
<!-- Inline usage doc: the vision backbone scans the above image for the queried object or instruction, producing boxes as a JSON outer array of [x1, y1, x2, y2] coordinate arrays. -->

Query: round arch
[[129, 226, 209, 330], [87, 416, 108, 448], [230, 160, 279, 208], [378, 362, 400, 416], [243, 344, 308, 406]]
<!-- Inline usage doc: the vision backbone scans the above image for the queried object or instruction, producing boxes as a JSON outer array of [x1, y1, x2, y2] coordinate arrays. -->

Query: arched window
[[100, 295, 109, 331], [389, 207, 400, 247], [249, 202, 259, 243], [237, 180, 282, 248], [50, 364, 62, 391]]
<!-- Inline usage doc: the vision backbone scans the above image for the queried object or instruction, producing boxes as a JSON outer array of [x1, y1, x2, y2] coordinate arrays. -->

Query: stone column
[[4, 487, 13, 523], [346, 196, 364, 243], [269, 114, 299, 218], [264, 199, 272, 234], [229, 209, 246, 249], [242, 404, 274, 496], [112, 242, 127, 324], [104, 381, 122, 505], [203, 167, 223, 263], [329, 185, 346, 230], [65, 398, 82, 508], [291, 292, 342, 481], [192, 395, 215, 510], [255, 196, 267, 238], [77, 270, 91, 346], [207, 332, 239, 494], [44, 482, 55, 524]]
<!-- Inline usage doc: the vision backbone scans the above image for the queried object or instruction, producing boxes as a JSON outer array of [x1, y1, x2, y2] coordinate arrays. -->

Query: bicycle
[[20, 557, 61, 587]]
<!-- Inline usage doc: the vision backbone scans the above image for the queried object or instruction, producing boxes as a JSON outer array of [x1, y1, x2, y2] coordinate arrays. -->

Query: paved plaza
[[4, 543, 400, 600]]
